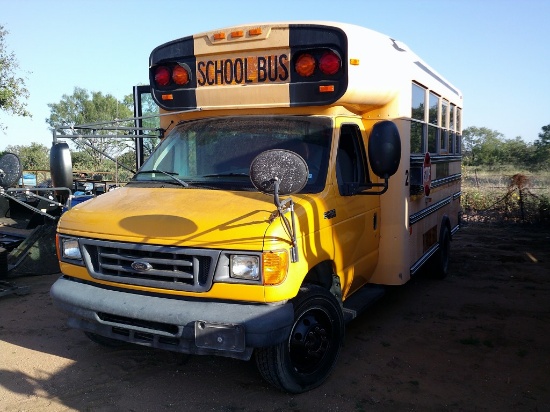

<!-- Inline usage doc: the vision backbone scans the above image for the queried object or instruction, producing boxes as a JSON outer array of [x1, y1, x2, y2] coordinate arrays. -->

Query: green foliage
[[463, 127, 507, 166], [70, 150, 96, 171], [138, 91, 161, 159], [462, 125, 549, 170], [4, 142, 49, 170], [536, 194, 550, 222], [47, 87, 133, 128], [533, 124, 550, 166], [46, 87, 134, 169], [43, 86, 164, 182], [0, 25, 31, 129]]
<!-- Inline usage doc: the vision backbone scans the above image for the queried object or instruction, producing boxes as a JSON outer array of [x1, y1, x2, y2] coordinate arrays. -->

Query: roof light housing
[[293, 48, 343, 79], [153, 64, 192, 88]]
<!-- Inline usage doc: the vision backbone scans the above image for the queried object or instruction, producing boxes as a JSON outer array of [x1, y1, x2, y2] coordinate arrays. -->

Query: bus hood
[[59, 187, 280, 250]]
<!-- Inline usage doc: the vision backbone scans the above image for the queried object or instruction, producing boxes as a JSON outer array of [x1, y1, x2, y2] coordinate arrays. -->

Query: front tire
[[255, 284, 344, 393]]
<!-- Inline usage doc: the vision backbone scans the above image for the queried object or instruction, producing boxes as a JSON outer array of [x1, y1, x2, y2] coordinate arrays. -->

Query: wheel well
[[440, 215, 452, 242], [302, 261, 342, 305], [303, 261, 333, 288]]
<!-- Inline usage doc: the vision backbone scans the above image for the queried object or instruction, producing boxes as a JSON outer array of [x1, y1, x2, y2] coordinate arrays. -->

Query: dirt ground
[[0, 222, 549, 412]]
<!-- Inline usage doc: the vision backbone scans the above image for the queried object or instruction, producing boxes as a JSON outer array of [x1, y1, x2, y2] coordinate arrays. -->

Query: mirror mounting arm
[[272, 178, 299, 263], [342, 176, 390, 196], [250, 150, 308, 264], [357, 177, 390, 196]]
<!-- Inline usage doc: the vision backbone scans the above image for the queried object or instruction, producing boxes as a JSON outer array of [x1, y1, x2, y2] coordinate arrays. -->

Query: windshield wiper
[[203, 173, 249, 178], [136, 169, 189, 187]]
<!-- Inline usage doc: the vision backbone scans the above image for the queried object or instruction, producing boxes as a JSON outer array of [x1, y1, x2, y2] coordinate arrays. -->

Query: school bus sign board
[[196, 51, 290, 87], [148, 23, 349, 110]]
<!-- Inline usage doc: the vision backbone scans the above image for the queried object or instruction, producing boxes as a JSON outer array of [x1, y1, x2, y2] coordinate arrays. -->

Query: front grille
[[80, 239, 220, 292]]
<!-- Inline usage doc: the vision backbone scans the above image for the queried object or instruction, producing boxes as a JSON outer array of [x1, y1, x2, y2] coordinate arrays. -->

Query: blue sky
[[1, 0, 549, 151]]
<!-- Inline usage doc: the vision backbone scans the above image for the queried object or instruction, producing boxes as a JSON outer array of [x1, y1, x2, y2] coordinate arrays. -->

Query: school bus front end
[[51, 21, 461, 394]]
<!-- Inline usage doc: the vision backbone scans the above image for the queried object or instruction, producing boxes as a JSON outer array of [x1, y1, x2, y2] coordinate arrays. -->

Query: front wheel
[[255, 284, 344, 393]]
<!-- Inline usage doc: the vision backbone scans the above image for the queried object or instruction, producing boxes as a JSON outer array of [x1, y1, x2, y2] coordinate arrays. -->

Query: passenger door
[[132, 85, 161, 169], [332, 120, 381, 297]]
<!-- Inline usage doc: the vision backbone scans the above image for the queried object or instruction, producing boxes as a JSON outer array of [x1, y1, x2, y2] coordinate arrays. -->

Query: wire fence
[[17, 168, 550, 226], [462, 172, 550, 225]]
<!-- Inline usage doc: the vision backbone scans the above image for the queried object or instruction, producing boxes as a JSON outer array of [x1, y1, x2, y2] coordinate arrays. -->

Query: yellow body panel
[[60, 187, 274, 249], [58, 114, 384, 304]]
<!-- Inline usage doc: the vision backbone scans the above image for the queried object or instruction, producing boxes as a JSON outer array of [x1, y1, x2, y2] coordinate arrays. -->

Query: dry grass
[[461, 167, 550, 224]]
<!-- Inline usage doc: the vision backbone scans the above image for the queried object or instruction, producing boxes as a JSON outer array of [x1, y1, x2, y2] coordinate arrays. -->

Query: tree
[[0, 25, 31, 130], [138, 91, 161, 159], [4, 142, 49, 170], [500, 136, 533, 166], [462, 126, 505, 166], [46, 87, 134, 170], [533, 124, 550, 167]]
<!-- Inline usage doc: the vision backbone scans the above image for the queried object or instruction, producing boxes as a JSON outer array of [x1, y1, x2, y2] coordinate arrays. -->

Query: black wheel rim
[[288, 306, 334, 374]]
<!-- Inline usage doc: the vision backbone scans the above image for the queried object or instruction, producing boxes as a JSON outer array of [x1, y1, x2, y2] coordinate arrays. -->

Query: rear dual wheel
[[255, 284, 344, 393], [430, 225, 451, 279]]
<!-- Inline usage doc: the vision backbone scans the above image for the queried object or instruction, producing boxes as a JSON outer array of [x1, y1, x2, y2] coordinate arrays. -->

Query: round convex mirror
[[0, 153, 23, 189], [250, 149, 309, 196]]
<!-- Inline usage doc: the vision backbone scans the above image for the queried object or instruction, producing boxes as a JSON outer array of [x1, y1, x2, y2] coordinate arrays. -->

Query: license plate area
[[194, 321, 245, 352]]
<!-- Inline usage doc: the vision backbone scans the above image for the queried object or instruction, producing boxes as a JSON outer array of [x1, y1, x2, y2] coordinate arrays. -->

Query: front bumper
[[50, 277, 294, 360]]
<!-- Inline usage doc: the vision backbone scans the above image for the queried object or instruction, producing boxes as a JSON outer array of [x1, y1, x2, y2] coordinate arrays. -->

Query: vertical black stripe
[[288, 24, 348, 106], [149, 35, 197, 110]]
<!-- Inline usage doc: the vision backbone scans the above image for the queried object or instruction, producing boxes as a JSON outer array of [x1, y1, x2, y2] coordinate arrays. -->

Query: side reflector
[[319, 85, 335, 93], [350, 58, 360, 65], [161, 94, 174, 100]]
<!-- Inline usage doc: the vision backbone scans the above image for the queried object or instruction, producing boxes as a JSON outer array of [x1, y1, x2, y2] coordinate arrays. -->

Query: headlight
[[230, 255, 260, 280], [61, 238, 82, 260]]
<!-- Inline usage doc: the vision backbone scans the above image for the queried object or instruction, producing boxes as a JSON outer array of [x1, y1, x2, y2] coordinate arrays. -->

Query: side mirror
[[50, 142, 73, 196], [249, 149, 309, 197], [0, 153, 23, 189], [250, 149, 308, 264], [368, 120, 401, 179]]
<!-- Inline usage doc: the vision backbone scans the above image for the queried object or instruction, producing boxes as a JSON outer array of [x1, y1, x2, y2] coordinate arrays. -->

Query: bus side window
[[336, 124, 369, 195]]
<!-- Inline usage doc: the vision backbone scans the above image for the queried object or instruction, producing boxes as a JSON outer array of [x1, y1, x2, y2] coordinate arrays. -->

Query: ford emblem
[[131, 260, 153, 272]]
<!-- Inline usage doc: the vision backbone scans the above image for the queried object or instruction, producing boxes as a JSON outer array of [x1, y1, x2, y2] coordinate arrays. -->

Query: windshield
[[133, 116, 332, 193]]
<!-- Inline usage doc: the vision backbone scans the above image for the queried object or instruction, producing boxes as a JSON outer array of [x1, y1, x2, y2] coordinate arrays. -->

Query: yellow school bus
[[51, 21, 462, 393]]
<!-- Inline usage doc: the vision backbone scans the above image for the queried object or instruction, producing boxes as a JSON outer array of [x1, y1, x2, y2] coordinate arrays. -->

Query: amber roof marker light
[[230, 30, 244, 38], [248, 27, 262, 36]]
